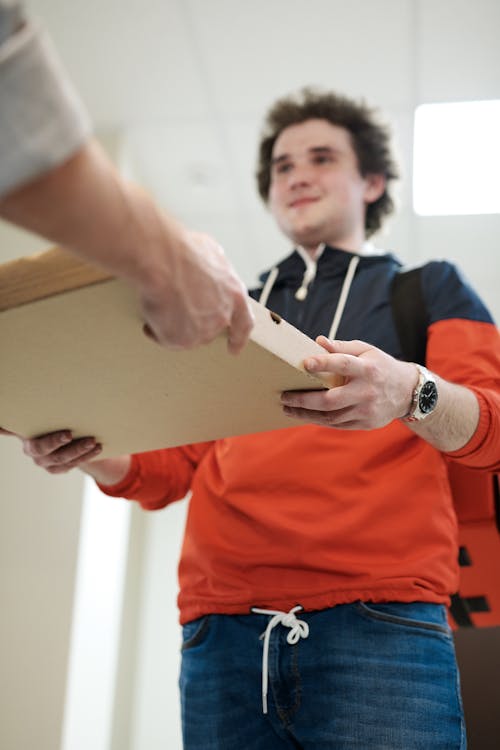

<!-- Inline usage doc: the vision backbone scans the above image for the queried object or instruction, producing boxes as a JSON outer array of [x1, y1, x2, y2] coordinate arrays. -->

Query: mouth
[[289, 197, 319, 208]]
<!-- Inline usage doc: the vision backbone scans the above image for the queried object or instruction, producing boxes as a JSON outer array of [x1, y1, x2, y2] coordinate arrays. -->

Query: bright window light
[[62, 479, 131, 750], [413, 100, 500, 216]]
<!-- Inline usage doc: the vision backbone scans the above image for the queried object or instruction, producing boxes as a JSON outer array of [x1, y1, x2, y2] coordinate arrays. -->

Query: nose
[[287, 162, 314, 190]]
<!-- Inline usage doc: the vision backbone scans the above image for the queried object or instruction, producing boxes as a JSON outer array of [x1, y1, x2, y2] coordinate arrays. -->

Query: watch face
[[419, 381, 438, 414]]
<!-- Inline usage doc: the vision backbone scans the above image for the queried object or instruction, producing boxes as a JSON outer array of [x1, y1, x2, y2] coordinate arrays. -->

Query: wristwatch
[[403, 364, 439, 422]]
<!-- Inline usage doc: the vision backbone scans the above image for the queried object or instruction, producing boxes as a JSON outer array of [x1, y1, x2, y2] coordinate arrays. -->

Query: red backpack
[[391, 268, 500, 628]]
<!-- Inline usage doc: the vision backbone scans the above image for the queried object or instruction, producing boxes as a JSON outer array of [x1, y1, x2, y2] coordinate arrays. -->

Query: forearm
[[0, 136, 253, 351], [80, 454, 131, 486], [91, 447, 203, 510], [404, 375, 480, 452], [283, 338, 484, 453], [0, 139, 177, 290]]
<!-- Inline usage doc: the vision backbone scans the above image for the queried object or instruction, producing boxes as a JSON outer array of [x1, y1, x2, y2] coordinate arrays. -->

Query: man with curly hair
[[16, 88, 500, 749]]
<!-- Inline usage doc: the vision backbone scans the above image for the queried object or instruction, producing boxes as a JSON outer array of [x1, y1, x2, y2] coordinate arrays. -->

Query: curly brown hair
[[256, 87, 399, 236]]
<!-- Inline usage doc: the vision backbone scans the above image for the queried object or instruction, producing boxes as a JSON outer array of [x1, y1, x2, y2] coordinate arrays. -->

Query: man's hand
[[281, 336, 417, 430], [17, 430, 103, 474], [140, 228, 254, 354], [1, 428, 129, 484]]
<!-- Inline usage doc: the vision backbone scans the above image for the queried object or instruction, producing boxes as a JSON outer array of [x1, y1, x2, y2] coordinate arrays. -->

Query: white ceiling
[[13, 1, 500, 316]]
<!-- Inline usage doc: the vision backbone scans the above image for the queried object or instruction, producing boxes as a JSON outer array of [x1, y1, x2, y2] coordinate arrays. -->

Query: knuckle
[[365, 385, 378, 404], [364, 361, 378, 380], [26, 439, 42, 457], [339, 357, 351, 375]]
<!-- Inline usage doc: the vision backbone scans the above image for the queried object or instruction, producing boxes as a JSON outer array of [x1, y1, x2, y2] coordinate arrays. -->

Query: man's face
[[268, 118, 383, 251]]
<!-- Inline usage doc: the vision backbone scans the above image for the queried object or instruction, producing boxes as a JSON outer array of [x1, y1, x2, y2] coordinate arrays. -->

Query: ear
[[363, 173, 386, 204]]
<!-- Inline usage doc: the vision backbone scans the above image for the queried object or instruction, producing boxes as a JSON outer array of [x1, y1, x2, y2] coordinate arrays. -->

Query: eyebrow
[[271, 145, 340, 165]]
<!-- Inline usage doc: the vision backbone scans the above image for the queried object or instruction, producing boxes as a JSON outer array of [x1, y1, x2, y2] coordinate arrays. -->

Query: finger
[[315, 336, 337, 353], [302, 352, 366, 380], [23, 430, 73, 458], [142, 321, 186, 350], [282, 404, 360, 428], [282, 380, 362, 411], [39, 438, 100, 469], [46, 444, 103, 473], [227, 295, 255, 355], [316, 337, 374, 357]]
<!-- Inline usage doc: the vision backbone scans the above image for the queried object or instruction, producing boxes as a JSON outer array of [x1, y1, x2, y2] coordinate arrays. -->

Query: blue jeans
[[180, 602, 466, 749]]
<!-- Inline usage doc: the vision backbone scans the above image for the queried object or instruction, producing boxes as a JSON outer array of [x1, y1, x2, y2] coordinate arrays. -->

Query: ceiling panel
[[417, 0, 500, 103], [28, 0, 211, 124], [185, 0, 416, 115]]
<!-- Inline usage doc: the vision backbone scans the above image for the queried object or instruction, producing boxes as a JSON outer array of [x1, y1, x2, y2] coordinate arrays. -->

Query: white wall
[[0, 439, 83, 750]]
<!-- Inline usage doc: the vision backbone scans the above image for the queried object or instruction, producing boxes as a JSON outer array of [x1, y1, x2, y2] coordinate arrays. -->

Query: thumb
[[316, 336, 373, 357]]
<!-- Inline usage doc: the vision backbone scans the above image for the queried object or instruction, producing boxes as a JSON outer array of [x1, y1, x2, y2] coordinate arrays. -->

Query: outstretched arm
[[0, 8, 253, 352], [0, 140, 254, 352], [281, 336, 480, 453]]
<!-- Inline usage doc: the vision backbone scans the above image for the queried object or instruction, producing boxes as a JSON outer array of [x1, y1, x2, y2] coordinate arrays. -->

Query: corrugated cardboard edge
[[249, 301, 344, 389], [0, 246, 113, 311]]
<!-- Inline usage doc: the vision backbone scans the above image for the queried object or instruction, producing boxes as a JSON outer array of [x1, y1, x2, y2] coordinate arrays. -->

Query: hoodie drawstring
[[259, 250, 360, 341], [328, 255, 360, 339]]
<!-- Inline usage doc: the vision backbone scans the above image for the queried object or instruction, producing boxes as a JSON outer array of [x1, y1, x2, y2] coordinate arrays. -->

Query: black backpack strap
[[390, 267, 429, 365]]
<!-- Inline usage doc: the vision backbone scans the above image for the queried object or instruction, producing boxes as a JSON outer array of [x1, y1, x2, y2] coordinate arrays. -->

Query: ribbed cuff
[[444, 389, 491, 460], [97, 455, 141, 497]]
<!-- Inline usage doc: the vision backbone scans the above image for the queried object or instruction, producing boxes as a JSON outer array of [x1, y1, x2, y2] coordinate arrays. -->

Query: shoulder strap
[[392, 266, 500, 629], [390, 267, 428, 365]]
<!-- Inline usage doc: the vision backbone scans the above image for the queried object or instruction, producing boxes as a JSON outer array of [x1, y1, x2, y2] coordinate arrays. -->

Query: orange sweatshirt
[[100, 249, 500, 624]]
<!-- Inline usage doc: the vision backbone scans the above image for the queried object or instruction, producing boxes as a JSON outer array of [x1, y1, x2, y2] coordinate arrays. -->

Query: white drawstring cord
[[251, 605, 309, 714], [294, 244, 325, 300], [259, 245, 325, 307], [259, 266, 279, 307], [259, 249, 360, 342], [328, 255, 360, 339]]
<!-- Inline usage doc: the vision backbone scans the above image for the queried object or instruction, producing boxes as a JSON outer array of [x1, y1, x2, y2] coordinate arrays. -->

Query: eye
[[312, 153, 333, 165], [274, 161, 293, 174]]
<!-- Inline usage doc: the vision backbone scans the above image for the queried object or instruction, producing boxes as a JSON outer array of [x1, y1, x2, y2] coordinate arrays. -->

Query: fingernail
[[60, 433, 72, 443], [305, 358, 316, 370]]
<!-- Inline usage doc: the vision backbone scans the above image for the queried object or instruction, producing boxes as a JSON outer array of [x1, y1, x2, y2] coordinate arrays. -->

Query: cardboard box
[[0, 247, 341, 458]]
